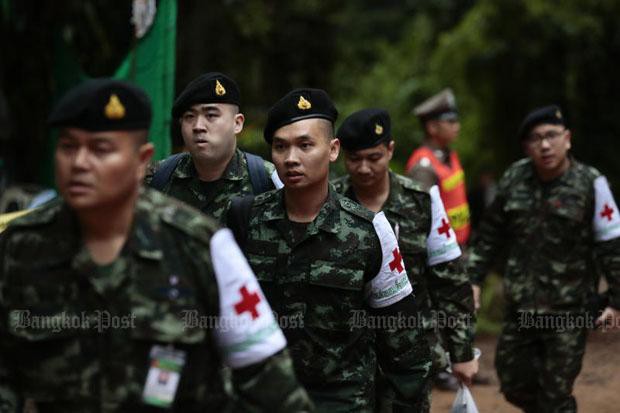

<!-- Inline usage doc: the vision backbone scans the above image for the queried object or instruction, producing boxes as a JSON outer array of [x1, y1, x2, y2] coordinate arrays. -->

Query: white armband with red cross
[[593, 176, 620, 242], [210, 228, 286, 369], [426, 185, 462, 266], [365, 212, 413, 308]]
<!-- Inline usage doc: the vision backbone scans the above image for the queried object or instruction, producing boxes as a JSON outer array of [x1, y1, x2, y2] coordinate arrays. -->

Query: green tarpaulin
[[42, 0, 176, 186]]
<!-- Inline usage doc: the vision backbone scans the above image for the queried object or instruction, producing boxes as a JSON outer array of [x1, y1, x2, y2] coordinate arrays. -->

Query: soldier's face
[[524, 123, 571, 180], [179, 103, 243, 165], [271, 118, 339, 190], [344, 141, 394, 189], [55, 128, 153, 211]]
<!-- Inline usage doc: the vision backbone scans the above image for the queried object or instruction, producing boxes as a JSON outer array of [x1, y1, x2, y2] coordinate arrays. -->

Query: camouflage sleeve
[[373, 297, 432, 411], [209, 229, 312, 411], [407, 164, 438, 192], [426, 258, 475, 362], [591, 175, 620, 309], [420, 186, 474, 362], [466, 188, 508, 286], [232, 350, 313, 412], [0, 233, 20, 413], [594, 238, 620, 309], [367, 213, 432, 410]]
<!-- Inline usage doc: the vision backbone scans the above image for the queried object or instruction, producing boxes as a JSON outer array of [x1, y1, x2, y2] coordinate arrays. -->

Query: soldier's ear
[[564, 129, 572, 150], [137, 142, 155, 181], [233, 113, 245, 135], [329, 138, 340, 163], [387, 141, 395, 160]]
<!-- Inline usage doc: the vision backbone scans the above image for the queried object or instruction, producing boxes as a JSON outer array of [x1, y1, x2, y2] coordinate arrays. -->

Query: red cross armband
[[210, 228, 286, 368], [593, 176, 620, 242], [365, 212, 413, 308], [426, 185, 462, 266]]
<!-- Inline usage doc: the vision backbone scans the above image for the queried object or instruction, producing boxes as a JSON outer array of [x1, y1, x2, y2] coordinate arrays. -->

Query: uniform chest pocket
[[544, 200, 587, 249], [4, 262, 87, 341], [129, 280, 206, 345], [305, 261, 365, 330], [504, 196, 537, 236], [245, 252, 278, 283], [5, 301, 90, 399]]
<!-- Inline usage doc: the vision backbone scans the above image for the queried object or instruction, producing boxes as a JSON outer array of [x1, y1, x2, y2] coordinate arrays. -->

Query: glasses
[[525, 129, 565, 147]]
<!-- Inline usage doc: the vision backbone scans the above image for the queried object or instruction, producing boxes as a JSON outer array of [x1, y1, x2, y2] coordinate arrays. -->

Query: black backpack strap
[[227, 194, 255, 250], [243, 151, 273, 195], [149, 153, 186, 191]]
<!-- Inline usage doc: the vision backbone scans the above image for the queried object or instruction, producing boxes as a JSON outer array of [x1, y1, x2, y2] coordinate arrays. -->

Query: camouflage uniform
[[468, 158, 620, 413], [0, 187, 311, 413], [145, 148, 278, 222], [333, 172, 474, 360], [333, 172, 475, 409], [237, 187, 432, 412]]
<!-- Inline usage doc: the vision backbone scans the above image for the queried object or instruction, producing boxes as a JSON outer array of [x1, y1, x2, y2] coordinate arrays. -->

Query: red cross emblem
[[389, 248, 404, 273], [600, 204, 615, 222], [234, 285, 261, 319], [438, 218, 452, 239]]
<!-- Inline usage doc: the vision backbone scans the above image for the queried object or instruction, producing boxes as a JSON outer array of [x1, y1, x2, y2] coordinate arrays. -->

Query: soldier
[[0, 79, 311, 412], [405, 89, 471, 247], [227, 89, 432, 412], [468, 105, 620, 412], [331, 108, 478, 408], [147, 72, 282, 222]]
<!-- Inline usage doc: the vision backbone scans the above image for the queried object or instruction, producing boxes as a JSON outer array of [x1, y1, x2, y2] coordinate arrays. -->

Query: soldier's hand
[[596, 306, 620, 330], [451, 359, 479, 387], [471, 284, 481, 311]]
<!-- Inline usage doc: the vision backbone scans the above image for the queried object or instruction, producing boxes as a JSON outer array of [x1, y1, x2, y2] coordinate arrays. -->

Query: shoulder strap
[[227, 194, 255, 250], [149, 153, 186, 191], [243, 151, 273, 195]]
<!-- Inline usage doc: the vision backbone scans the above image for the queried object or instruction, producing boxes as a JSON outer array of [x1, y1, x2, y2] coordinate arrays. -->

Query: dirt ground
[[431, 330, 620, 412]]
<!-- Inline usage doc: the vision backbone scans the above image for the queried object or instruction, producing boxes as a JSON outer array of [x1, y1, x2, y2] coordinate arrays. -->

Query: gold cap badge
[[375, 123, 383, 135], [297, 96, 312, 110], [215, 80, 226, 96], [555, 109, 562, 119], [104, 94, 126, 120]]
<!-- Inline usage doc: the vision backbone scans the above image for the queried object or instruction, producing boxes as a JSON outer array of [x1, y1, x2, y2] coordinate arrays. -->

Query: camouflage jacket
[[239, 187, 431, 412], [145, 148, 278, 223], [332, 172, 475, 363], [0, 188, 311, 413], [468, 158, 620, 313]]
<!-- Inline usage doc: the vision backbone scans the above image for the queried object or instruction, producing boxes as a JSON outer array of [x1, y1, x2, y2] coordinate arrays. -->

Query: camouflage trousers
[[495, 319, 587, 413]]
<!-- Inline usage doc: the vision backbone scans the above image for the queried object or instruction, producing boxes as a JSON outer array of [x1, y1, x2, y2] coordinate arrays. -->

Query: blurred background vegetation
[[2, 1, 619, 329], [3, 0, 620, 186]]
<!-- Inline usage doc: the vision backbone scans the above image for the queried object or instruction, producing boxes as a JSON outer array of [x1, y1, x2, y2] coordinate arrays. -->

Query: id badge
[[142, 345, 187, 408]]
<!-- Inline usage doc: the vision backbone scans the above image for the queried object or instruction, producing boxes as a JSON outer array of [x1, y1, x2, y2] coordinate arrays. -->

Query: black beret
[[517, 104, 566, 141], [337, 108, 392, 151], [264, 88, 338, 143], [172, 72, 240, 118], [48, 78, 152, 131]]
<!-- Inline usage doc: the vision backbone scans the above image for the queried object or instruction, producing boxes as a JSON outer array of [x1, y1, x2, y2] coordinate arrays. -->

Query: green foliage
[[3, 0, 620, 189]]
